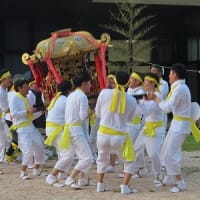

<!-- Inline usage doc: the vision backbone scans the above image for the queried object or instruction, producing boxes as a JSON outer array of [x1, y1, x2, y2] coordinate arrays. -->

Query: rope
[[131, 56, 200, 74]]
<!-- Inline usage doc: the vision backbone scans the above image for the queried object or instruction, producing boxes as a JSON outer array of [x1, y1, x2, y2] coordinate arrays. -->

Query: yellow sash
[[109, 85, 126, 115], [132, 116, 141, 125], [90, 112, 96, 126], [166, 85, 178, 101], [10, 121, 32, 132], [47, 92, 61, 111], [45, 121, 64, 146], [59, 122, 82, 150], [173, 115, 200, 142], [143, 121, 163, 137], [17, 93, 34, 121], [98, 125, 135, 162]]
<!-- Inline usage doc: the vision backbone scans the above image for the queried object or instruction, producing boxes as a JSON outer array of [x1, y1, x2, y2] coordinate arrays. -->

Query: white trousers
[[0, 119, 10, 162], [134, 129, 164, 175], [160, 131, 187, 175], [46, 128, 72, 173], [17, 124, 46, 166], [54, 130, 93, 173], [97, 132, 135, 174], [127, 123, 142, 144]]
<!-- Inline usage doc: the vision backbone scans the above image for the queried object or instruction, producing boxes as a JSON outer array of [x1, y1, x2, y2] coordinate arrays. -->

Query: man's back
[[96, 89, 136, 132], [65, 89, 88, 123]]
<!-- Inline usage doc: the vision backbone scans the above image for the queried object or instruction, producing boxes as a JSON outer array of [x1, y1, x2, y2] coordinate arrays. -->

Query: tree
[[102, 2, 156, 64]]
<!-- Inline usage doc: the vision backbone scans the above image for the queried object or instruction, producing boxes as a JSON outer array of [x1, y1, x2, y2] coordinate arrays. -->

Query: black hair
[[171, 63, 186, 79], [73, 71, 91, 87], [13, 74, 25, 84], [144, 72, 159, 88], [151, 64, 162, 73], [115, 71, 129, 85], [14, 79, 28, 92], [27, 76, 35, 85], [0, 68, 11, 77], [57, 80, 72, 95]]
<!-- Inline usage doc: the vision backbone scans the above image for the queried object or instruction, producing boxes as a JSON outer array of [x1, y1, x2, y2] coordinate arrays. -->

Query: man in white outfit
[[0, 68, 13, 164], [10, 79, 46, 179], [45, 80, 72, 185], [0, 107, 9, 173], [150, 64, 169, 178], [59, 71, 93, 189], [118, 72, 145, 179], [152, 64, 191, 192], [95, 71, 137, 194], [134, 72, 165, 186], [106, 73, 118, 173]]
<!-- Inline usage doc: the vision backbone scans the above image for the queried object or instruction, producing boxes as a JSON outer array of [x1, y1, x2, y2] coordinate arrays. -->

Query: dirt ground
[[0, 151, 200, 200]]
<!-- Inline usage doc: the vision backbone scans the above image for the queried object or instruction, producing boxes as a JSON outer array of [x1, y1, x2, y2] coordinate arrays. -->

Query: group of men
[[0, 63, 196, 194]]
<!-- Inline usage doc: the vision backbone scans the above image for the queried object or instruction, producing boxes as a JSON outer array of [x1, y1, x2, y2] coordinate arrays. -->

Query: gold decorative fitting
[[21, 53, 30, 65]]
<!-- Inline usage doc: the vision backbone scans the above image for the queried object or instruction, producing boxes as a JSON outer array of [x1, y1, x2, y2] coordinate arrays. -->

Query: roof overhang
[[92, 0, 200, 6]]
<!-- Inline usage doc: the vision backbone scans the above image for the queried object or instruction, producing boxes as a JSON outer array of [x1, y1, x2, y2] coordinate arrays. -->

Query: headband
[[0, 71, 11, 81], [130, 72, 142, 83]]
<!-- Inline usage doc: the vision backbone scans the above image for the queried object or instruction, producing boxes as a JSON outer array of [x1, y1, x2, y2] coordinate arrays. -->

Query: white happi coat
[[159, 78, 169, 134], [134, 92, 165, 176], [46, 95, 66, 142], [159, 79, 191, 175], [95, 89, 136, 174], [127, 86, 145, 143], [0, 86, 11, 121], [9, 93, 45, 166], [0, 107, 9, 162], [159, 79, 169, 99], [46, 94, 73, 172], [62, 89, 93, 173], [0, 86, 10, 161]]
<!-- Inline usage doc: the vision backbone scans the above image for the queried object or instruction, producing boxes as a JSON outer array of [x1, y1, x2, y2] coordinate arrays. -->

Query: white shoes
[[46, 174, 65, 188], [120, 184, 137, 194], [97, 182, 105, 192], [97, 183, 138, 194], [170, 180, 186, 193], [46, 175, 57, 185], [153, 178, 162, 187], [65, 176, 82, 189], [20, 171, 30, 180]]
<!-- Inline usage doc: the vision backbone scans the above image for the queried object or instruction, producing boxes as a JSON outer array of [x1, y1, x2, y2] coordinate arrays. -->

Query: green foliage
[[182, 135, 200, 151], [101, 2, 156, 63]]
